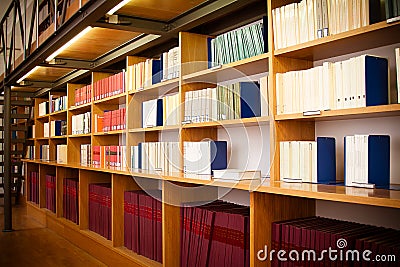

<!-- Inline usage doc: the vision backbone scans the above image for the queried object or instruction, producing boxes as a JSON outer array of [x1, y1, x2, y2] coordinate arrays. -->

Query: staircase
[[0, 93, 34, 204]]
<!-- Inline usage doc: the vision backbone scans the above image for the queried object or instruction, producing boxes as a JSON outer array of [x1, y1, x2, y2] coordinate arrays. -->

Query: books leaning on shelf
[[28, 171, 39, 204], [124, 190, 162, 263], [89, 183, 112, 240], [344, 134, 390, 189], [98, 108, 126, 132], [57, 144, 67, 164], [130, 142, 180, 174], [280, 137, 336, 184], [161, 46, 180, 81], [209, 18, 266, 67], [74, 84, 92, 106], [80, 144, 91, 166], [184, 141, 227, 176], [126, 58, 161, 91], [38, 101, 49, 116], [50, 120, 67, 137], [396, 48, 400, 103], [92, 145, 127, 169], [71, 111, 91, 135], [181, 200, 250, 267], [276, 54, 388, 115], [142, 99, 163, 128], [63, 178, 79, 224], [213, 169, 261, 182], [386, 0, 400, 22], [93, 72, 125, 100], [272, 0, 373, 49], [50, 95, 67, 113], [184, 82, 263, 124], [26, 145, 35, 159], [162, 93, 180, 126], [45, 174, 56, 213], [40, 145, 50, 161]]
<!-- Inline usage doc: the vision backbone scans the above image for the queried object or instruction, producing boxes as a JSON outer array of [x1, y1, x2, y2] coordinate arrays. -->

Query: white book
[[334, 61, 343, 109], [213, 169, 261, 181], [299, 0, 309, 43], [57, 145, 67, 163], [291, 141, 300, 180], [359, 55, 367, 107], [307, 0, 316, 41], [311, 141, 317, 183], [396, 48, 400, 103], [299, 142, 311, 183], [345, 136, 354, 186], [142, 99, 158, 128], [44, 122, 49, 137], [272, 8, 279, 49], [361, 0, 369, 27], [131, 146, 139, 169], [184, 91, 193, 123], [260, 76, 269, 116]]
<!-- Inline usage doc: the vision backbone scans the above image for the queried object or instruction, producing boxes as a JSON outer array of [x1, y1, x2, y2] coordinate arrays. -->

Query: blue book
[[210, 141, 228, 174], [365, 55, 388, 106], [138, 143, 142, 169], [207, 37, 213, 68], [151, 59, 161, 85], [156, 99, 163, 127], [240, 82, 261, 118], [317, 137, 336, 184], [53, 120, 62, 136]]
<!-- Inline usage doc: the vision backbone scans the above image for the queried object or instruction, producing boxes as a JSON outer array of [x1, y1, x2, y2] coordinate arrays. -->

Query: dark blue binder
[[151, 59, 161, 84], [240, 82, 261, 118], [138, 143, 142, 169], [156, 99, 163, 127], [368, 135, 390, 188], [54, 120, 62, 136], [207, 37, 213, 69], [365, 55, 388, 107], [317, 137, 336, 184], [210, 141, 227, 174]]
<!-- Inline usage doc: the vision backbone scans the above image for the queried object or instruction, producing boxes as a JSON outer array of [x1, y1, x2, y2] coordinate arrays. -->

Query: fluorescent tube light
[[107, 0, 131, 15], [17, 66, 40, 84], [46, 26, 93, 62]]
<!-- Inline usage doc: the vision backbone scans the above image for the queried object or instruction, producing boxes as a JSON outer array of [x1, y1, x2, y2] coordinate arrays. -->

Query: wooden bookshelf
[[129, 78, 179, 97]]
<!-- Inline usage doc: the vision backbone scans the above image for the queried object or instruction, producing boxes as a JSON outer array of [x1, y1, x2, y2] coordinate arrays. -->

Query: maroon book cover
[[124, 191, 132, 250]]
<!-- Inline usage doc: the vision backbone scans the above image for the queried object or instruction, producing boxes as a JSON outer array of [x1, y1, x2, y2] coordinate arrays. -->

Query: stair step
[[0, 100, 33, 106]]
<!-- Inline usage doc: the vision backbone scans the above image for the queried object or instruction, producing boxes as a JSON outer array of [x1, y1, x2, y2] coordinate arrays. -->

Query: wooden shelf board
[[93, 130, 126, 136], [275, 104, 400, 121], [129, 78, 179, 97], [36, 114, 49, 120], [182, 116, 270, 129], [129, 125, 180, 133], [36, 137, 50, 141], [68, 133, 92, 138], [49, 110, 67, 116], [93, 92, 127, 105], [69, 103, 92, 112], [115, 247, 162, 267], [50, 135, 68, 139], [274, 21, 400, 61], [183, 53, 270, 83]]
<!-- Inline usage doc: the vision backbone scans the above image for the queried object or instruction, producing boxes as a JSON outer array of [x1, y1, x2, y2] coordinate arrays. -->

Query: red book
[[124, 191, 132, 250], [131, 191, 140, 254]]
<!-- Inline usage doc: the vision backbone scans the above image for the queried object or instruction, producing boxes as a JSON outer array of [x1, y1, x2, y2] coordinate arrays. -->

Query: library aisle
[[0, 199, 105, 267]]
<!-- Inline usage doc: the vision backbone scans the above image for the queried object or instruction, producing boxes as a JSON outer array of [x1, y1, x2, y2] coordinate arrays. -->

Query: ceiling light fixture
[[107, 0, 131, 15], [17, 66, 40, 84], [46, 26, 93, 62]]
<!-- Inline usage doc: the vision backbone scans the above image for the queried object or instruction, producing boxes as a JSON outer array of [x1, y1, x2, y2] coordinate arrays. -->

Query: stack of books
[[92, 145, 127, 169], [80, 144, 92, 166], [181, 200, 250, 267], [74, 84, 92, 106], [45, 174, 56, 213], [124, 190, 162, 263], [89, 183, 112, 240], [50, 95, 67, 113], [63, 178, 79, 224], [71, 112, 91, 134], [125, 58, 161, 91], [93, 72, 125, 100]]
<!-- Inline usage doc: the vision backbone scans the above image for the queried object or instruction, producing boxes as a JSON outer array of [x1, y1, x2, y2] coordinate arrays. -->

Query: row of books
[[45, 174, 56, 213], [44, 120, 67, 137], [63, 178, 79, 224], [280, 137, 335, 184], [141, 94, 180, 128], [280, 134, 390, 189], [125, 59, 161, 91], [162, 93, 180, 126], [124, 190, 162, 263], [80, 144, 92, 166], [276, 54, 388, 115], [130, 142, 180, 174], [40, 145, 50, 161], [344, 135, 390, 189], [57, 144, 67, 164], [92, 145, 127, 169], [271, 216, 400, 266], [94, 108, 126, 133], [71, 112, 91, 135], [210, 19, 266, 67], [74, 84, 92, 106], [161, 46, 180, 81], [181, 200, 250, 267], [28, 171, 39, 204], [386, 0, 400, 21], [93, 72, 125, 101], [273, 0, 371, 50], [49, 95, 67, 113], [38, 101, 48, 116], [26, 145, 35, 159], [183, 82, 264, 124], [89, 183, 112, 240]]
